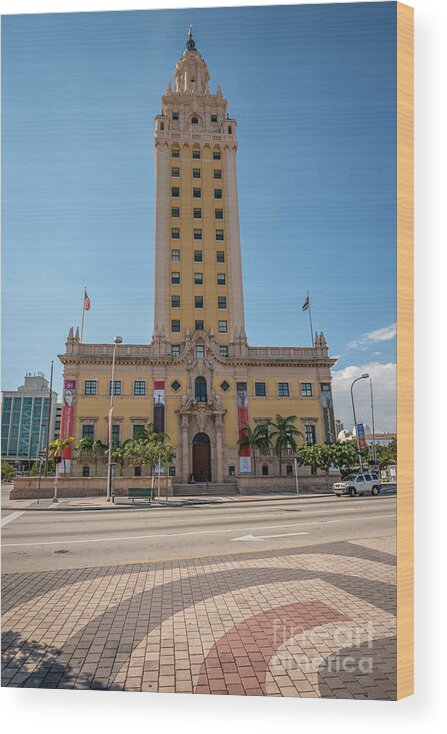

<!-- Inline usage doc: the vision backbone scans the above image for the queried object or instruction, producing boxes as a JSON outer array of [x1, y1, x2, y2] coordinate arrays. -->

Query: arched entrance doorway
[[192, 433, 211, 482]]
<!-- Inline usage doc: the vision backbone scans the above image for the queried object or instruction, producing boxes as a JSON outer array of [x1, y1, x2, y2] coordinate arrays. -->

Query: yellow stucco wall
[[169, 143, 229, 343]]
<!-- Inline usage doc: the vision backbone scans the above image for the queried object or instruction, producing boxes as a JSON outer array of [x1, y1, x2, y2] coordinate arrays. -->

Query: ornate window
[[220, 380, 230, 392], [195, 377, 207, 403], [171, 380, 181, 392]]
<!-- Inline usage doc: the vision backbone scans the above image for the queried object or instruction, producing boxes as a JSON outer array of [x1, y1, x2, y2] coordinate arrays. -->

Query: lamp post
[[107, 336, 122, 501], [350, 373, 369, 472], [370, 377, 377, 470]]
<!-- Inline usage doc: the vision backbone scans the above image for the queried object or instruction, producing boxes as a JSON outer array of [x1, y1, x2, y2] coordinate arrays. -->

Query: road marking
[[232, 532, 308, 542], [1, 511, 25, 528], [1, 514, 395, 548]]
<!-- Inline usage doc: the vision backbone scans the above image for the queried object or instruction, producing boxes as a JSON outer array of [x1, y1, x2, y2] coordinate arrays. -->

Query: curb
[[1, 492, 336, 512]]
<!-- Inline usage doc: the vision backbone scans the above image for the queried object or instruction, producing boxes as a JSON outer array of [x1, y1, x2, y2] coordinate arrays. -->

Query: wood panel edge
[[396, 0, 414, 701]]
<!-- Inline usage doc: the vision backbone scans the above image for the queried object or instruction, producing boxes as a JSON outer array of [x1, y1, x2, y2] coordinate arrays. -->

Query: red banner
[[60, 379, 76, 458], [153, 380, 165, 433], [237, 382, 251, 473]]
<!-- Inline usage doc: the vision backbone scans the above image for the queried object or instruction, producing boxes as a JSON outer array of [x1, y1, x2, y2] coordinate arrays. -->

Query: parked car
[[333, 472, 381, 497]]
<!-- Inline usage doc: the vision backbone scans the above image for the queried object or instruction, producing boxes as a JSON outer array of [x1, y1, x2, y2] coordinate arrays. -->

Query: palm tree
[[105, 439, 132, 476], [75, 436, 94, 462], [75, 437, 106, 476], [237, 423, 271, 476], [269, 415, 303, 476], [91, 439, 107, 477], [48, 436, 75, 477]]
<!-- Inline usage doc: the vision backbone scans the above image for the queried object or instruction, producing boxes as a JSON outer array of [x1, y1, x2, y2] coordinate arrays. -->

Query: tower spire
[[186, 25, 196, 51]]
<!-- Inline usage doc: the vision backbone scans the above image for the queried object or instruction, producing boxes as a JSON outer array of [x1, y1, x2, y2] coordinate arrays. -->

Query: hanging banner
[[320, 383, 336, 443], [60, 379, 76, 470], [237, 381, 251, 473], [153, 380, 165, 433], [357, 423, 367, 452]]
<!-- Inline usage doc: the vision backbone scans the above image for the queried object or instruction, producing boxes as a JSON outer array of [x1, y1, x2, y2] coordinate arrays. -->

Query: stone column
[[215, 414, 224, 483], [181, 415, 190, 483]]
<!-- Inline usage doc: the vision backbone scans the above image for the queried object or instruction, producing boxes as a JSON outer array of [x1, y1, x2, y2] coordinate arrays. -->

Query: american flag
[[83, 289, 91, 311]]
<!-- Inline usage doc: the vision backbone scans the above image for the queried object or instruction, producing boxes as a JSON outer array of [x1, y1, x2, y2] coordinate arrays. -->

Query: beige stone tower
[[153, 28, 246, 354]]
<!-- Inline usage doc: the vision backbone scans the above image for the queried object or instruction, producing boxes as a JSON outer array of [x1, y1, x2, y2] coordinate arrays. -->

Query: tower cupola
[[174, 27, 210, 94]]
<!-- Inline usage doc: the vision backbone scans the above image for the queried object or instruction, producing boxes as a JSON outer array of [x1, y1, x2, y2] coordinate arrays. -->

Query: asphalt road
[[1, 494, 396, 573]]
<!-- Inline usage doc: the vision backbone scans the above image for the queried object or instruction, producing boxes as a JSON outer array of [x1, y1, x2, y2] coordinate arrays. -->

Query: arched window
[[228, 125, 232, 134], [191, 116, 198, 124], [195, 376, 207, 403], [160, 122, 164, 131]]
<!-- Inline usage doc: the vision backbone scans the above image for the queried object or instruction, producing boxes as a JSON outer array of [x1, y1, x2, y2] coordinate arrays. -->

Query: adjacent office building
[[1, 373, 58, 470]]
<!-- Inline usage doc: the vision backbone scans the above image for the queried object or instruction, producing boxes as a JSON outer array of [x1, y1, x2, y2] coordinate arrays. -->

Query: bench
[[127, 487, 154, 503]]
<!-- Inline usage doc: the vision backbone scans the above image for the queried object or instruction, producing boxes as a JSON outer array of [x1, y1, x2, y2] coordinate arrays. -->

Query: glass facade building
[[1, 374, 58, 468]]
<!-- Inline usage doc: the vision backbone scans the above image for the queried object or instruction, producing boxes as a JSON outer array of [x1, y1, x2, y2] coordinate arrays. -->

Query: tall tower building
[[60, 30, 337, 491], [153, 28, 245, 350]]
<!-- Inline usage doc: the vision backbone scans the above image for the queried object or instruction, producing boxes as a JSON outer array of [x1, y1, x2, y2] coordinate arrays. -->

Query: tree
[[48, 437, 75, 477], [124, 429, 175, 489], [269, 415, 303, 476], [331, 442, 363, 475], [91, 439, 107, 477], [296, 443, 335, 488], [1, 462, 16, 482], [370, 438, 397, 469], [237, 423, 271, 475], [296, 441, 369, 487], [104, 439, 132, 476], [74, 437, 107, 477]]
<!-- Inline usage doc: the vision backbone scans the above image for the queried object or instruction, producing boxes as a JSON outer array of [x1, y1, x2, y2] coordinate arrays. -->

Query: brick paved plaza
[[1, 535, 396, 699]]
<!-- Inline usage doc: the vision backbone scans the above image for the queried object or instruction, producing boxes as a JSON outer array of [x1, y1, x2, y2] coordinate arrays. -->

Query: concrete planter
[[10, 476, 173, 500], [237, 473, 339, 494]]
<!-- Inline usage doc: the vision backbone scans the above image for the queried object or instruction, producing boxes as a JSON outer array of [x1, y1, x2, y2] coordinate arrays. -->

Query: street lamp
[[350, 373, 369, 472], [370, 377, 377, 470], [107, 336, 123, 501]]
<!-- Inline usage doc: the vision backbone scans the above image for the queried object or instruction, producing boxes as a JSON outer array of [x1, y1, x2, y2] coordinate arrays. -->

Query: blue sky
[[1, 3, 397, 429]]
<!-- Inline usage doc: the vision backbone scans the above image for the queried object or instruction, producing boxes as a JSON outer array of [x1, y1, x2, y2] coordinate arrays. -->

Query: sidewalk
[[1, 489, 333, 512], [2, 534, 397, 697]]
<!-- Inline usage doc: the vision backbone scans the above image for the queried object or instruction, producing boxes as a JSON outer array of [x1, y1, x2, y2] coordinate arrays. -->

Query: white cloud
[[331, 362, 396, 433], [348, 322, 397, 349]]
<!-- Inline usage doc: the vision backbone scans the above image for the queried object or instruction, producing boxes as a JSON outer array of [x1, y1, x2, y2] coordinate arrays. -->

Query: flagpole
[[80, 286, 86, 343], [307, 290, 315, 348]]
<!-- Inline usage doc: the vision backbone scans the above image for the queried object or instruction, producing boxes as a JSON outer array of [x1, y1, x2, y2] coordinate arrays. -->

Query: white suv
[[333, 473, 381, 497]]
